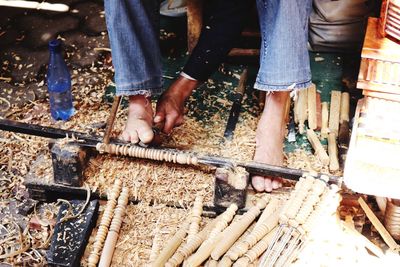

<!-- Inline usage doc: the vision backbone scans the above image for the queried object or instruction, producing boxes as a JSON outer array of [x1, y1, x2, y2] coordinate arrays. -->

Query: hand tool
[[224, 68, 248, 139]]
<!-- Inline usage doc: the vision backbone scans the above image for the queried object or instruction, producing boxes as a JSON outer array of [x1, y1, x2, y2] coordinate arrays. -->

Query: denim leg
[[104, 0, 163, 96], [255, 0, 312, 91]]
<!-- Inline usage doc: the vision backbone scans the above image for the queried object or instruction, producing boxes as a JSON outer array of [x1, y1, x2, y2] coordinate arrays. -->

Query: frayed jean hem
[[254, 80, 312, 92], [116, 87, 164, 97]]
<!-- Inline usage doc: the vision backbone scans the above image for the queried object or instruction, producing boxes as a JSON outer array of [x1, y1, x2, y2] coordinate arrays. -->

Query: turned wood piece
[[233, 227, 278, 266], [187, 195, 204, 243], [306, 129, 330, 165], [301, 185, 340, 234], [307, 84, 317, 130], [99, 187, 129, 267], [165, 219, 218, 267], [152, 222, 190, 267], [217, 256, 233, 267], [227, 199, 281, 261], [328, 132, 340, 172], [205, 259, 219, 267], [321, 102, 329, 139], [227, 212, 279, 261], [96, 143, 198, 165], [87, 180, 122, 267], [185, 204, 238, 267], [291, 178, 327, 228], [254, 198, 280, 229], [211, 197, 269, 260], [281, 176, 315, 223], [328, 91, 342, 136]]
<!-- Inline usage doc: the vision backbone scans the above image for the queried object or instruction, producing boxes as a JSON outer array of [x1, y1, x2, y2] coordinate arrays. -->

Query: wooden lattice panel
[[380, 0, 400, 41], [357, 18, 400, 95], [344, 97, 400, 199]]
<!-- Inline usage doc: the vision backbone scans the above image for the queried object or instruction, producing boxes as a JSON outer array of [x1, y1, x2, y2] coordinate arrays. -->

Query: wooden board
[[357, 18, 400, 94]]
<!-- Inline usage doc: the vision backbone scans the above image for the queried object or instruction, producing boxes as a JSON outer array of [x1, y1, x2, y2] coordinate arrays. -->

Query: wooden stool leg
[[187, 0, 203, 53]]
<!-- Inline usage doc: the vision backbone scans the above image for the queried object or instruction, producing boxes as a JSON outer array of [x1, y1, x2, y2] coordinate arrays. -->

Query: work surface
[[0, 2, 398, 266]]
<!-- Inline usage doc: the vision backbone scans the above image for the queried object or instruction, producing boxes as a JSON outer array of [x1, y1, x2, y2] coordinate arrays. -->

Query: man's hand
[[154, 76, 198, 134], [154, 92, 185, 134]]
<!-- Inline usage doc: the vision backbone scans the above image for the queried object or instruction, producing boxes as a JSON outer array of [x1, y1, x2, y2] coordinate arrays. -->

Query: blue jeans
[[105, 0, 312, 95], [104, 0, 163, 96], [255, 0, 312, 91]]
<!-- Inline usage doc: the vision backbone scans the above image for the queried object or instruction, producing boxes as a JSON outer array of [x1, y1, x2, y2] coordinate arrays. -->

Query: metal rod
[[0, 119, 342, 184]]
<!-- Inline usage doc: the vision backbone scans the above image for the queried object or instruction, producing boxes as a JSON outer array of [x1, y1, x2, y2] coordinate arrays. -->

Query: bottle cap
[[49, 39, 62, 52]]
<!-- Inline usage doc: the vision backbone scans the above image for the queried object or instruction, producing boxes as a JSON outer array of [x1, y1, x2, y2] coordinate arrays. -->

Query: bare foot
[[154, 76, 198, 134], [120, 95, 154, 144], [252, 91, 289, 192]]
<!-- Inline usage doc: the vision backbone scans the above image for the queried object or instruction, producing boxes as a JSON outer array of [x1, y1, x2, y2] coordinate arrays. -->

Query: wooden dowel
[[328, 133, 340, 172], [329, 91, 342, 136], [211, 197, 269, 260], [307, 84, 317, 130], [98, 187, 129, 267], [321, 102, 329, 139], [152, 222, 190, 267], [306, 129, 329, 165], [358, 197, 400, 252]]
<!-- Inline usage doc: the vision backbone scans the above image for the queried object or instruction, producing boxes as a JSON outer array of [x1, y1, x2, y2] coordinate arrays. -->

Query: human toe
[[137, 125, 154, 144], [252, 176, 265, 192], [264, 178, 273, 192], [272, 179, 282, 190]]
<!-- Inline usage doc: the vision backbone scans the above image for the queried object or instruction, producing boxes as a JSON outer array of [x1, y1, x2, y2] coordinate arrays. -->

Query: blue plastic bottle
[[47, 39, 75, 121]]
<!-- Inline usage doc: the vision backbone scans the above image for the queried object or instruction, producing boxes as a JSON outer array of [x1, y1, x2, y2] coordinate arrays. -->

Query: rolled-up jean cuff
[[254, 80, 312, 92], [116, 87, 164, 97], [115, 76, 164, 96]]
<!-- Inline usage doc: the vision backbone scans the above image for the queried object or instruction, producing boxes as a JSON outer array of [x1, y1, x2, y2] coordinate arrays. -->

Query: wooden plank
[[329, 91, 342, 136], [358, 197, 400, 252], [321, 102, 329, 139], [316, 92, 322, 130], [328, 132, 339, 172], [307, 84, 317, 130]]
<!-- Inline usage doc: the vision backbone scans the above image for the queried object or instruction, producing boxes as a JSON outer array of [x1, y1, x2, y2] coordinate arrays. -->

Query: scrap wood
[[358, 197, 400, 252], [321, 102, 329, 139], [307, 84, 317, 130], [306, 128, 330, 165], [329, 91, 342, 136]]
